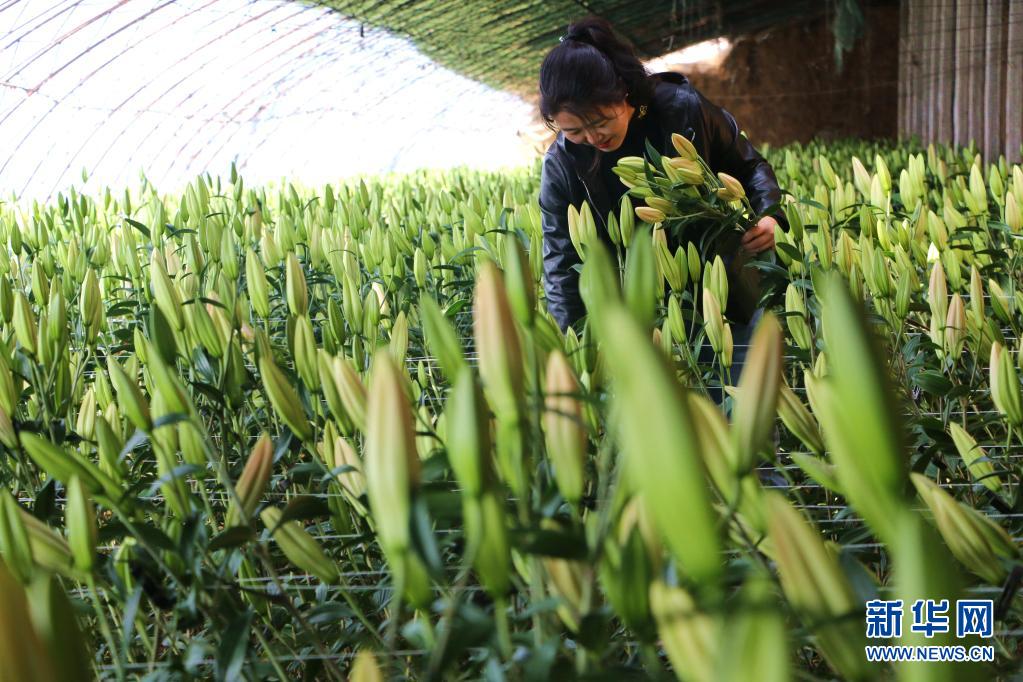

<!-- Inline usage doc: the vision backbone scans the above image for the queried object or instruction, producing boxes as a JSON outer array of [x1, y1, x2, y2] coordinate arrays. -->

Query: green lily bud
[[703, 288, 724, 353], [245, 249, 270, 319], [990, 342, 1023, 427], [350, 651, 385, 682], [618, 195, 635, 246], [0, 491, 34, 583], [13, 292, 37, 356], [150, 255, 184, 331], [65, 476, 97, 574], [777, 381, 825, 455], [420, 296, 467, 383], [731, 314, 783, 473], [502, 236, 535, 327], [473, 262, 524, 421], [20, 432, 118, 500], [26, 573, 91, 680], [948, 422, 1001, 493], [445, 368, 491, 497], [544, 350, 587, 505], [226, 433, 274, 527], [365, 350, 420, 558], [710, 255, 729, 308], [75, 388, 97, 441], [0, 563, 57, 680], [258, 355, 312, 441], [80, 268, 103, 342], [462, 489, 511, 597], [260, 507, 340, 584], [285, 252, 308, 317], [292, 314, 319, 390]]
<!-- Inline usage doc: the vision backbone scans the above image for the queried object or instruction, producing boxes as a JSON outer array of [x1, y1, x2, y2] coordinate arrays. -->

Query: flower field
[[1, 137, 1022, 680]]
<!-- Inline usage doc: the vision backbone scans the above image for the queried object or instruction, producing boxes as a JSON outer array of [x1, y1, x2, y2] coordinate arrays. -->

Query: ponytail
[[538, 16, 654, 132]]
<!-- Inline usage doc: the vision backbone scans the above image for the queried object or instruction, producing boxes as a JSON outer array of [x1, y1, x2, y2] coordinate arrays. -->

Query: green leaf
[[913, 370, 953, 396], [512, 527, 587, 560], [216, 611, 252, 682], [276, 495, 330, 526], [124, 218, 151, 238], [210, 526, 255, 552], [131, 523, 177, 552]]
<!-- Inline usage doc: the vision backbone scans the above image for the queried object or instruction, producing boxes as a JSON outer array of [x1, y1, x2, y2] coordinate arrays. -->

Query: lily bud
[[777, 381, 825, 455], [260, 507, 339, 584], [990, 342, 1023, 427], [721, 322, 733, 368], [543, 350, 587, 505], [649, 580, 720, 682], [150, 256, 184, 331], [635, 206, 666, 224], [618, 195, 635, 246], [912, 474, 1017, 584], [445, 368, 491, 498], [285, 252, 308, 317], [292, 314, 319, 390], [702, 288, 724, 353], [710, 256, 729, 310], [944, 293, 966, 359], [365, 350, 420, 558], [731, 314, 782, 473], [0, 562, 55, 680], [420, 296, 467, 382], [245, 249, 270, 319], [462, 489, 511, 597], [671, 132, 699, 160], [80, 268, 102, 342], [948, 422, 1001, 493], [928, 260, 948, 323], [716, 172, 745, 201], [65, 476, 97, 574], [350, 651, 385, 682], [988, 279, 1012, 324], [503, 236, 536, 327], [473, 262, 524, 421], [969, 265, 985, 320], [226, 433, 274, 527], [13, 292, 37, 356], [258, 355, 312, 441], [107, 356, 151, 432]]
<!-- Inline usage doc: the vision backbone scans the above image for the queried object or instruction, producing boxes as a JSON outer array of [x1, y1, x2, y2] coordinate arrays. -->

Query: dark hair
[[538, 16, 654, 133]]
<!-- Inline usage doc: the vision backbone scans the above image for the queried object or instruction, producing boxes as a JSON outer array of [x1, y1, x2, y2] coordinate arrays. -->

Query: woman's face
[[552, 101, 633, 152]]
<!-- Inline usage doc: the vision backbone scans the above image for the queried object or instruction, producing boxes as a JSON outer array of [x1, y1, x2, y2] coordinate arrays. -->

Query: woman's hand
[[740, 216, 778, 255]]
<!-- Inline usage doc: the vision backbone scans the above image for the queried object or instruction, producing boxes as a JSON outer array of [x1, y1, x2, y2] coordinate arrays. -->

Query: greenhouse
[[1, 0, 1022, 679]]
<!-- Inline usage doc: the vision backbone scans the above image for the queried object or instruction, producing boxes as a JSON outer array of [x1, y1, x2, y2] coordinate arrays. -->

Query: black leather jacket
[[537, 71, 787, 332]]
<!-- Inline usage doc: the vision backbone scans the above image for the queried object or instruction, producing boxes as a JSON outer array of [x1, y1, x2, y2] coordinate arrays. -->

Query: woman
[[536, 17, 788, 379]]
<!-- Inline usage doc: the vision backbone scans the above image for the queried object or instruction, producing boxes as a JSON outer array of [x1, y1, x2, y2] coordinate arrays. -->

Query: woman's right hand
[[739, 216, 778, 255]]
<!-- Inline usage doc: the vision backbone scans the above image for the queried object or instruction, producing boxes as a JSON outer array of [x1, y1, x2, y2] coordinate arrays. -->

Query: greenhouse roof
[[317, 0, 831, 95]]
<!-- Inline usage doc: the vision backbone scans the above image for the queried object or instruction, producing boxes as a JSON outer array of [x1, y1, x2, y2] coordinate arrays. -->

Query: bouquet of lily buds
[[567, 131, 776, 359], [626, 132, 755, 243], [566, 132, 760, 263]]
